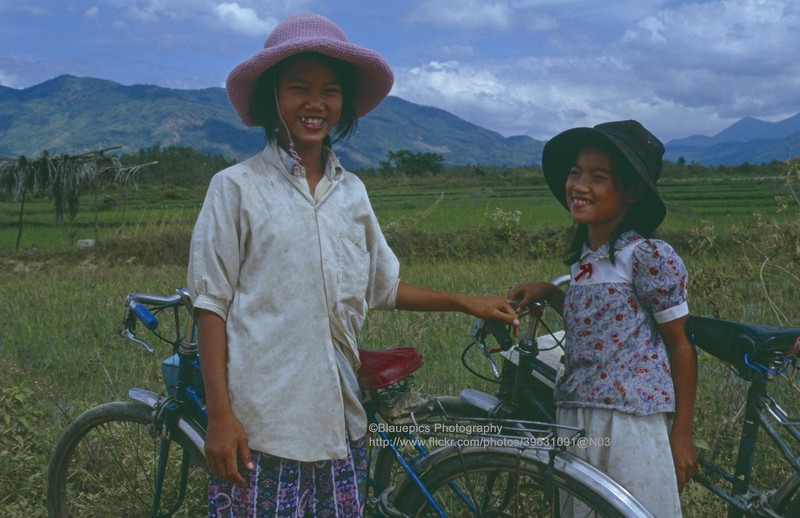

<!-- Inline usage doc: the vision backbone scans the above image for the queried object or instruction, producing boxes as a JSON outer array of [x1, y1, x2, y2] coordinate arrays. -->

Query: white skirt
[[557, 407, 682, 518]]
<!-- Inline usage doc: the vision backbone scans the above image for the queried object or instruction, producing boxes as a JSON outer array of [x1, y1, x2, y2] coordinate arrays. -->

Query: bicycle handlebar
[[128, 299, 159, 330], [469, 275, 569, 380], [120, 289, 194, 353], [478, 274, 569, 350]]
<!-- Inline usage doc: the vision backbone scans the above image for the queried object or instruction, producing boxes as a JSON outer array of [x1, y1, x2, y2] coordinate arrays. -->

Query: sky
[[1, 0, 799, 143]]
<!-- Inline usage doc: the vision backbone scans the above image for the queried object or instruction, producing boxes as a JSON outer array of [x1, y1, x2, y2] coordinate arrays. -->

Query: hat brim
[[541, 127, 666, 229], [226, 38, 393, 126]]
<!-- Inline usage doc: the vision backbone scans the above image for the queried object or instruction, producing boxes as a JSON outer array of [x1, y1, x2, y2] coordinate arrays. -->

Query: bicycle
[[46, 288, 208, 517], [685, 316, 800, 517], [46, 284, 652, 517], [457, 277, 800, 517]]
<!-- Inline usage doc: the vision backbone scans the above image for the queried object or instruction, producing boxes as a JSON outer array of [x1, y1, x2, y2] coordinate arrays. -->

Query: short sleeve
[[187, 172, 242, 319], [632, 239, 689, 324]]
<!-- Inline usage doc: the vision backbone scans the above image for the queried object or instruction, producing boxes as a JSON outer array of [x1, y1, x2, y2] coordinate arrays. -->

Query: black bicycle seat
[[687, 315, 800, 368]]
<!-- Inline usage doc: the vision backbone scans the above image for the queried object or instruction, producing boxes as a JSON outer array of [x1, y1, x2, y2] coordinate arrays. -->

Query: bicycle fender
[[410, 445, 654, 517], [128, 388, 207, 462]]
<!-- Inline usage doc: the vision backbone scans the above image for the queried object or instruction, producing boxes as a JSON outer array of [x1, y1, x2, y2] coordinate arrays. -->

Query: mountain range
[[1, 75, 798, 168]]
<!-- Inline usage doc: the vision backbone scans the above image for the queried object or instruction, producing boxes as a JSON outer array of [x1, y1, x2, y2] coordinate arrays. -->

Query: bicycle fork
[[149, 400, 187, 518]]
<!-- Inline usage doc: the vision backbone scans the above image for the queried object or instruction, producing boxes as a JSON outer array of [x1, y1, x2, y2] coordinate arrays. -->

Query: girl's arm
[[395, 281, 518, 325], [508, 281, 566, 315], [660, 315, 698, 493], [196, 309, 253, 484]]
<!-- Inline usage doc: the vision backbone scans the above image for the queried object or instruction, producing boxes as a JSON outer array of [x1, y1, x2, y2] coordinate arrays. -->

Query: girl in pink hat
[[510, 120, 697, 516], [187, 13, 518, 517]]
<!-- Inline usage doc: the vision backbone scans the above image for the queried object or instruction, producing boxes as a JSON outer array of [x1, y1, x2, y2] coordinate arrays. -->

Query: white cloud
[[214, 2, 278, 36], [407, 0, 513, 30], [84, 6, 99, 20]]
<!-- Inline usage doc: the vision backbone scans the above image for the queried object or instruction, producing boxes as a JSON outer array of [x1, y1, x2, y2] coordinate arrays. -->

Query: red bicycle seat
[[357, 347, 424, 389]]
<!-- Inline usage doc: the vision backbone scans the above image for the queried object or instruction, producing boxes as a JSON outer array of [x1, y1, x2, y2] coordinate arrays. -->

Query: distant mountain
[[0, 75, 541, 169], [2, 75, 798, 167], [665, 113, 800, 165], [337, 96, 542, 168]]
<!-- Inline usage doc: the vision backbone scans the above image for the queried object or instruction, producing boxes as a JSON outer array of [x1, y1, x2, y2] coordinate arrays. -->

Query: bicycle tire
[[371, 396, 483, 495], [391, 446, 652, 517], [46, 401, 208, 518]]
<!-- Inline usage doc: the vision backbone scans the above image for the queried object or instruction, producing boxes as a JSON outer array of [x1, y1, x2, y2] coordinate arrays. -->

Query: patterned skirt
[[208, 437, 368, 517]]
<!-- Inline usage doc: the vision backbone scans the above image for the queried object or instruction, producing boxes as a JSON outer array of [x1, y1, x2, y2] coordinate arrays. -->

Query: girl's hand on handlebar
[[204, 411, 253, 484]]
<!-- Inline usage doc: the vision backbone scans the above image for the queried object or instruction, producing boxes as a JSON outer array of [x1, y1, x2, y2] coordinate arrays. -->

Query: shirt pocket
[[336, 233, 370, 310]]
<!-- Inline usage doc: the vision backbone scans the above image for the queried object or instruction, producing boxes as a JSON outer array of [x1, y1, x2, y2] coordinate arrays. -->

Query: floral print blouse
[[555, 231, 689, 416]]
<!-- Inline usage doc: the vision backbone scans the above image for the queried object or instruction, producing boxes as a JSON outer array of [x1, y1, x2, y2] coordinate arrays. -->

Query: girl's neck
[[587, 225, 616, 251], [279, 140, 325, 196], [279, 140, 325, 174]]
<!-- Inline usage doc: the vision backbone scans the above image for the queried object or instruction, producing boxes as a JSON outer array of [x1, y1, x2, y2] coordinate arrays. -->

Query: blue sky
[[1, 0, 799, 142]]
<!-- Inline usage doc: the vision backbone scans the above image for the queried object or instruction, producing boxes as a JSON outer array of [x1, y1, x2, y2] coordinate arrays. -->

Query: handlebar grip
[[130, 300, 159, 330]]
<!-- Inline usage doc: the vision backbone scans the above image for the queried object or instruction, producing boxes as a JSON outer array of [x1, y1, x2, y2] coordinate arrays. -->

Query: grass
[[2, 166, 800, 516]]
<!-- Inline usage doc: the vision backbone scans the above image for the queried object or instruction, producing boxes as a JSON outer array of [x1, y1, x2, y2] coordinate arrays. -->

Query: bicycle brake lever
[[119, 328, 155, 353]]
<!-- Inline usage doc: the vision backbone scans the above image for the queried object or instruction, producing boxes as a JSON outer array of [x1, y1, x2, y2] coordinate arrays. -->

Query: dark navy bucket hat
[[542, 120, 666, 231]]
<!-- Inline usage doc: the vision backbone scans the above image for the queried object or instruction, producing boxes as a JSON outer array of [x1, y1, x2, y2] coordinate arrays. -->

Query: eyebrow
[[570, 163, 613, 175], [282, 75, 341, 86]]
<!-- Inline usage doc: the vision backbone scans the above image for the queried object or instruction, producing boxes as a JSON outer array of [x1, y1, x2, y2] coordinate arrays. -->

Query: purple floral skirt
[[208, 437, 368, 517]]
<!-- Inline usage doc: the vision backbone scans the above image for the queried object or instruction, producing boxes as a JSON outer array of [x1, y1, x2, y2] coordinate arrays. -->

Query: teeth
[[301, 117, 324, 125]]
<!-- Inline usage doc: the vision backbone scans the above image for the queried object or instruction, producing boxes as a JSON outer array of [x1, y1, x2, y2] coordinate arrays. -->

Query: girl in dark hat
[[188, 12, 518, 517], [510, 120, 698, 516]]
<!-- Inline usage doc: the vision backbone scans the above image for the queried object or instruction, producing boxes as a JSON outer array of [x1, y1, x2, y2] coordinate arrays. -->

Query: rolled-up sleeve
[[187, 172, 242, 320], [365, 210, 400, 311]]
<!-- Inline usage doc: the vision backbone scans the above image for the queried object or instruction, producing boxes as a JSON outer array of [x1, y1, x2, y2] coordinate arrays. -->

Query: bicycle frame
[[691, 378, 800, 517], [363, 403, 449, 518]]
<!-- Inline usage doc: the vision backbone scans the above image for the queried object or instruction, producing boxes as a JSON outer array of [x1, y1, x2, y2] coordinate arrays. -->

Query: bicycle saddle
[[687, 315, 800, 369], [357, 347, 424, 389]]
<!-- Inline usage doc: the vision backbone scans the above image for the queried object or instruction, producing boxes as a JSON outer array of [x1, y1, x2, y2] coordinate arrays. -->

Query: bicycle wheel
[[47, 401, 208, 517], [391, 446, 652, 517], [371, 396, 484, 494]]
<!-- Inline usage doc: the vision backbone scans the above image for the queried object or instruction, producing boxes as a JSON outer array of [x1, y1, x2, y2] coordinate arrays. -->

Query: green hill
[[0, 75, 542, 169]]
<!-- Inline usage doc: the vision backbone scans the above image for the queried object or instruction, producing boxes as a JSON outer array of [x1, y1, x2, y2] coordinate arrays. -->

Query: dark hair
[[563, 141, 654, 265], [248, 52, 359, 147]]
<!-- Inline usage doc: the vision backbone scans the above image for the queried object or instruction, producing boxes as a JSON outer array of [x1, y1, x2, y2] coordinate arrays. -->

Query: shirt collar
[[274, 142, 344, 181], [580, 230, 644, 260]]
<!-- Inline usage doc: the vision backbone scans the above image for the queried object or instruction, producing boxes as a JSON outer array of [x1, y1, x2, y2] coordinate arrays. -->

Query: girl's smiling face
[[275, 55, 343, 154], [566, 147, 641, 248]]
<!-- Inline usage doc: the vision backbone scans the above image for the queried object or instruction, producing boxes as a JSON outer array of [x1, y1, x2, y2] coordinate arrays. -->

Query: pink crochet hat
[[226, 13, 394, 126]]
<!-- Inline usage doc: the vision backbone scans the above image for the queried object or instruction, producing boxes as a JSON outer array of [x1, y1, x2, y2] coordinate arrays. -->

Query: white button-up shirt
[[188, 143, 400, 461]]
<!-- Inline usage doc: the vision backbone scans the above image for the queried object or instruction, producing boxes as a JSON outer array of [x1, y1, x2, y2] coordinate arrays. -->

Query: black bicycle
[[445, 275, 800, 517]]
